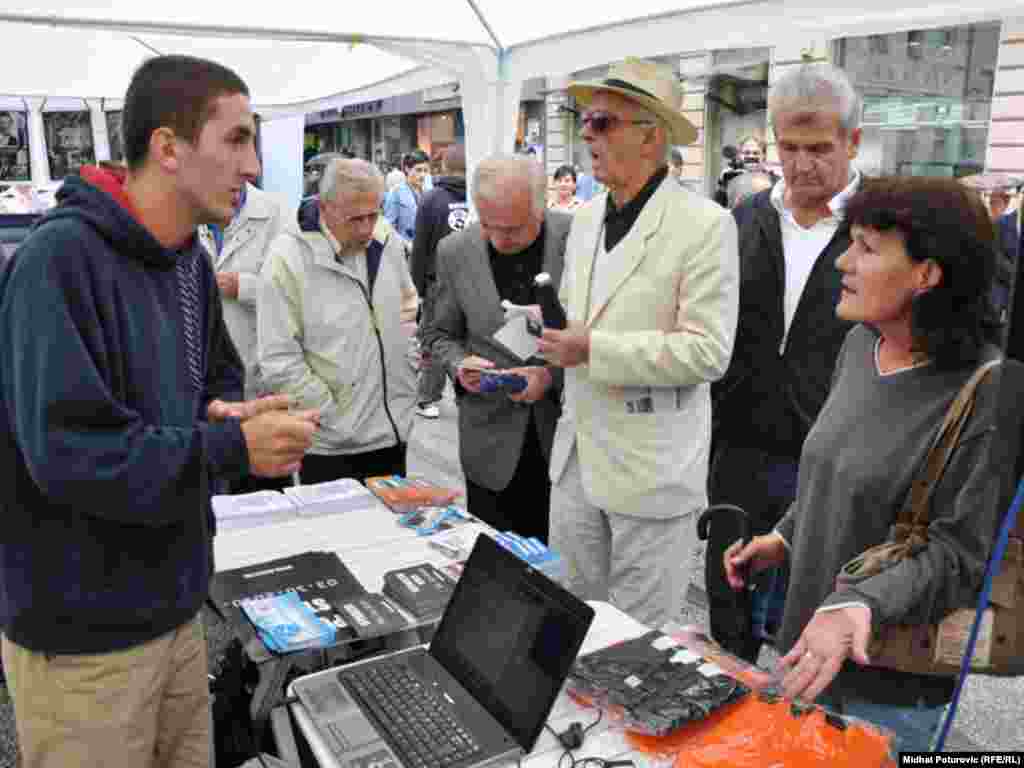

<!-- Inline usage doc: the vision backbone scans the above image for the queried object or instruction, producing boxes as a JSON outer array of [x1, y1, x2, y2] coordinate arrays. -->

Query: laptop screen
[[429, 535, 595, 752]]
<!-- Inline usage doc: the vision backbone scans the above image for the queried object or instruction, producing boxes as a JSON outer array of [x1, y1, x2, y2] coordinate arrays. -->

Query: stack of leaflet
[[382, 563, 456, 619], [211, 490, 298, 531], [283, 478, 380, 517], [241, 592, 337, 653]]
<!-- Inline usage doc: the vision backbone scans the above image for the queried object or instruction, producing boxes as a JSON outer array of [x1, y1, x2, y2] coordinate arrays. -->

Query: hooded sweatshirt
[[0, 166, 249, 654], [410, 176, 469, 297]]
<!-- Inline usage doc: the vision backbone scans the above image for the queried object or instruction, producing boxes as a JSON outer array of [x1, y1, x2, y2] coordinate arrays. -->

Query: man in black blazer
[[708, 63, 861, 661], [423, 155, 571, 542]]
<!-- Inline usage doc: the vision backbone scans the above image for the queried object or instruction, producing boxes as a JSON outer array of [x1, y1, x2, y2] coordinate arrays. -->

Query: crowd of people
[[0, 48, 1020, 767]]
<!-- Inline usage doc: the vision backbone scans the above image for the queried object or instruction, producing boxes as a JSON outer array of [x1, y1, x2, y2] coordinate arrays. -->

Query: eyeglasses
[[563, 107, 653, 135]]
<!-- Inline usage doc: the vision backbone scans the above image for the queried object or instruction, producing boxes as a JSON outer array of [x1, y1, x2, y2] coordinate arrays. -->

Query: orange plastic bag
[[626, 695, 897, 768]]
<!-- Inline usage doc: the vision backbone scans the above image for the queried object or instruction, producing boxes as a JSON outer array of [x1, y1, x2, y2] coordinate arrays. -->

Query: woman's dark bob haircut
[[843, 176, 997, 370]]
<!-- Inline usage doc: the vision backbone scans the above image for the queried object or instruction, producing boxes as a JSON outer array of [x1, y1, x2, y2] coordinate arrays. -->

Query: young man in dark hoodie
[[0, 55, 318, 767], [410, 144, 469, 417]]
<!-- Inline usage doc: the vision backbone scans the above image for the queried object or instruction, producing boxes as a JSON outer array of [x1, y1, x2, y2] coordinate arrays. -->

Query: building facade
[[303, 78, 547, 172], [541, 16, 1022, 201]]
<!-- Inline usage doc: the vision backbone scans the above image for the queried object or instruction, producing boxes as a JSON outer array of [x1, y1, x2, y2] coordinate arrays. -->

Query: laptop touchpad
[[336, 717, 380, 750], [301, 680, 382, 750], [302, 679, 359, 718]]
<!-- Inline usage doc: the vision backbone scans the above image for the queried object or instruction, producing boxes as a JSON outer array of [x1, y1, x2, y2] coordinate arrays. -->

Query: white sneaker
[[416, 402, 440, 419]]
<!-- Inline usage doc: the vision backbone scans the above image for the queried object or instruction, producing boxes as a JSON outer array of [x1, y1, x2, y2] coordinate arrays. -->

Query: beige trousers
[[549, 447, 691, 629], [2, 614, 211, 768]]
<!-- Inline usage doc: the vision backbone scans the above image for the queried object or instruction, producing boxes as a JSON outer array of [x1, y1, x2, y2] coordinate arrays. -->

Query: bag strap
[[934, 473, 1024, 751], [898, 359, 1002, 529]]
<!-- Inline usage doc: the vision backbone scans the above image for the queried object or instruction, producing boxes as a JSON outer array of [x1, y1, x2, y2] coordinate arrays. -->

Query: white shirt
[[320, 219, 367, 286], [770, 170, 860, 351]]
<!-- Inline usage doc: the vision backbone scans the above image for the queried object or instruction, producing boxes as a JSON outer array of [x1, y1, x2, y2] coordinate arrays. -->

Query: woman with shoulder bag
[[724, 177, 1006, 752]]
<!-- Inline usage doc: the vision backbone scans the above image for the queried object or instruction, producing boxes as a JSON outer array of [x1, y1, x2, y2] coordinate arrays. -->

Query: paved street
[[0, 385, 1018, 765]]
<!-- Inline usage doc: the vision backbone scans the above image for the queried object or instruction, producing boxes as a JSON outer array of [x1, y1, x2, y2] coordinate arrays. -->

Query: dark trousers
[[417, 279, 446, 404], [465, 411, 550, 543], [300, 444, 407, 486], [706, 439, 798, 661]]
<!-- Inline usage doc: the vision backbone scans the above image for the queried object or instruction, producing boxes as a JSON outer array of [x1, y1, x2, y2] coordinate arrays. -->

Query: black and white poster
[[42, 111, 95, 180], [105, 110, 124, 164], [0, 110, 31, 181]]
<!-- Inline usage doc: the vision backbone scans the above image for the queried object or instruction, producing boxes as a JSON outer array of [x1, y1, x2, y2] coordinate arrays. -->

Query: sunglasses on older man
[[562, 106, 654, 135]]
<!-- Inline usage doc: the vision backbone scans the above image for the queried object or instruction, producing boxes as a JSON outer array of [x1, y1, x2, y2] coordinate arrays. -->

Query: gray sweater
[[775, 325, 1002, 690]]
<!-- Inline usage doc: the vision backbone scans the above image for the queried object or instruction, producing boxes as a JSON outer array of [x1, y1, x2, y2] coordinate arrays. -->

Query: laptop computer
[[291, 534, 596, 768]]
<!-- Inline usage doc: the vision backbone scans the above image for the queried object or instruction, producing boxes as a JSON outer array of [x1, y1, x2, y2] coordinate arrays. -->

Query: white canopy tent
[[1, 0, 1020, 203]]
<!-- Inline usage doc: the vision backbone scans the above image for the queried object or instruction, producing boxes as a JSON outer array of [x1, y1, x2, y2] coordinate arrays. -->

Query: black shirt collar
[[486, 221, 546, 263], [604, 166, 669, 224]]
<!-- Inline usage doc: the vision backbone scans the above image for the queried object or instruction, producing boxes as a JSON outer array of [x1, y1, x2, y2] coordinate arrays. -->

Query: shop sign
[[423, 83, 460, 103], [341, 100, 384, 118]]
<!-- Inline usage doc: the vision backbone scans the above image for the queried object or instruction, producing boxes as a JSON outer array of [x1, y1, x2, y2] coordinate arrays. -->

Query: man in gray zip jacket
[[259, 159, 419, 483]]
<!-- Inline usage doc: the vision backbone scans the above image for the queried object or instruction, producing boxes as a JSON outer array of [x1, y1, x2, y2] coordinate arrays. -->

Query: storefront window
[[0, 110, 31, 182], [838, 22, 1000, 178]]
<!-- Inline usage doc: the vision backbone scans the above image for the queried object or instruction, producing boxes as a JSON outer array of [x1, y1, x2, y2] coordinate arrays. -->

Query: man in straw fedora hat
[[538, 57, 739, 628]]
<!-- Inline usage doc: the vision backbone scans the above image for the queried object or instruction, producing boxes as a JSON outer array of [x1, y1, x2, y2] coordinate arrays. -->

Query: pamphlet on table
[[211, 490, 298, 530], [283, 478, 380, 516]]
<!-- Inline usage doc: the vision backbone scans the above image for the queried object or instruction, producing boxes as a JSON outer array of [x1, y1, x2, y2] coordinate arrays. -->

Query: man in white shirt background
[[706, 62, 862, 662]]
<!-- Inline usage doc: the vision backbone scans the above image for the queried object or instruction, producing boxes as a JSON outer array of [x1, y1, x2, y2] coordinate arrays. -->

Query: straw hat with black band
[[567, 57, 698, 147]]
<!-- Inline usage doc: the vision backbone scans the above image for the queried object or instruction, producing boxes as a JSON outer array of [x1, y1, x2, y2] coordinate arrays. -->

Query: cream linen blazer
[[549, 177, 739, 517]]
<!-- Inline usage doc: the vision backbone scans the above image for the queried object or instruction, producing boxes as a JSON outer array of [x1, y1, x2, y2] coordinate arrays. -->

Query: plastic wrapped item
[[611, 623, 898, 768], [625, 693, 897, 768], [659, 623, 778, 692], [492, 531, 569, 585], [568, 630, 750, 737], [241, 592, 337, 653], [364, 475, 461, 514], [397, 504, 474, 536], [478, 370, 528, 394]]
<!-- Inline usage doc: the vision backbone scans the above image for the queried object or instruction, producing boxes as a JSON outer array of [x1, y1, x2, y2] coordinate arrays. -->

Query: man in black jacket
[[707, 62, 861, 661], [0, 55, 317, 767], [410, 144, 470, 418]]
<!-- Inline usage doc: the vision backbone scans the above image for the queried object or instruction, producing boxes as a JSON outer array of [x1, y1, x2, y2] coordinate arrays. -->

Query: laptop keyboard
[[343, 663, 483, 768]]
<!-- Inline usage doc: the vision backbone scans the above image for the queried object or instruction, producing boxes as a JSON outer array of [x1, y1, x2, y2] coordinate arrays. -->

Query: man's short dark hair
[[844, 177, 997, 370], [553, 164, 577, 182], [122, 55, 250, 170], [403, 149, 430, 171]]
